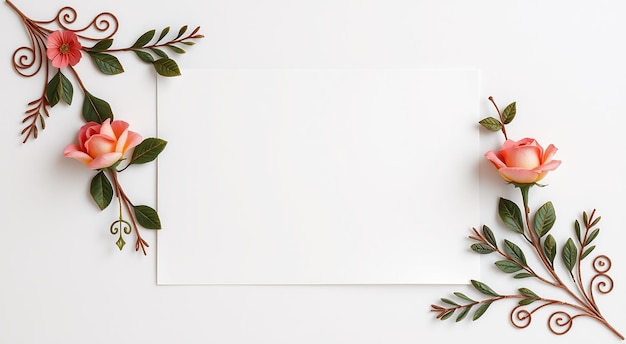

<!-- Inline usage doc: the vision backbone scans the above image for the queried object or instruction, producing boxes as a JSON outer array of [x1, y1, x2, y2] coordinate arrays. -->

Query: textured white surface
[[1, 0, 625, 342]]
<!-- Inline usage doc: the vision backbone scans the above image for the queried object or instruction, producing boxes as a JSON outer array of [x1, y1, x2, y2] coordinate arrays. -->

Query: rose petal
[[498, 167, 541, 184], [88, 152, 123, 170]]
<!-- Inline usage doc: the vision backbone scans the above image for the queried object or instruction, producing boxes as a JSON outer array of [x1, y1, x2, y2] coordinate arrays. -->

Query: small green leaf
[[90, 39, 113, 52], [132, 29, 156, 48], [181, 41, 196, 46], [116, 236, 126, 250], [581, 245, 596, 260], [518, 298, 536, 306], [471, 243, 494, 254], [129, 138, 168, 165], [501, 102, 516, 124], [157, 26, 170, 42], [518, 288, 538, 298], [483, 225, 497, 248], [471, 280, 499, 297], [495, 260, 523, 273], [90, 171, 113, 210], [440, 310, 455, 321], [88, 52, 125, 75], [472, 302, 492, 321], [504, 239, 527, 266], [543, 234, 557, 266], [583, 211, 589, 225], [167, 45, 186, 54], [590, 216, 601, 228], [498, 198, 525, 234], [150, 48, 169, 59], [175, 25, 188, 39], [585, 228, 600, 246], [133, 205, 162, 229], [82, 91, 113, 123], [456, 306, 472, 322], [153, 58, 181, 77], [514, 272, 534, 279], [534, 201, 556, 237], [46, 71, 73, 106], [562, 238, 578, 272], [441, 298, 459, 306], [575, 220, 582, 243], [453, 292, 475, 303], [133, 50, 155, 63], [478, 117, 502, 131]]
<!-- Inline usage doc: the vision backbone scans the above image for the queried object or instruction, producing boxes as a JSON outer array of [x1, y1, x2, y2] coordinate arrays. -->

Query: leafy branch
[[86, 25, 204, 77]]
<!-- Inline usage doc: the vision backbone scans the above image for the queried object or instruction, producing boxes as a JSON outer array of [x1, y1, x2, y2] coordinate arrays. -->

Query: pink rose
[[485, 137, 561, 184], [64, 119, 142, 170], [46, 30, 82, 68]]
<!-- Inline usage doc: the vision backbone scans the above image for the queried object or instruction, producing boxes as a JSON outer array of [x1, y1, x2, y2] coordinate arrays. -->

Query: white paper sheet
[[156, 68, 479, 284]]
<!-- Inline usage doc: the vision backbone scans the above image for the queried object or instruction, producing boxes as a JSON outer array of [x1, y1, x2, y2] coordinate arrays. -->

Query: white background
[[1, 0, 626, 343]]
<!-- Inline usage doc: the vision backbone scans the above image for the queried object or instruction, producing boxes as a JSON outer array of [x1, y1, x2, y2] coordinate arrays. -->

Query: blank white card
[[157, 69, 479, 285]]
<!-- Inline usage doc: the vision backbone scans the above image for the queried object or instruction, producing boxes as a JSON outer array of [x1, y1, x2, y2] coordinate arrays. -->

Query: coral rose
[[64, 119, 142, 170], [46, 30, 82, 68], [485, 137, 561, 184]]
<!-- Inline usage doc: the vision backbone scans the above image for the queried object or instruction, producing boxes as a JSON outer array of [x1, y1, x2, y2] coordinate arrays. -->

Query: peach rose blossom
[[64, 119, 142, 170], [46, 30, 82, 68], [485, 137, 561, 184]]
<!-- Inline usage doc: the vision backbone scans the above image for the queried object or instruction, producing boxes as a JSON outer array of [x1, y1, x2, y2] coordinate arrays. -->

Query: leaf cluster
[[479, 101, 516, 132]]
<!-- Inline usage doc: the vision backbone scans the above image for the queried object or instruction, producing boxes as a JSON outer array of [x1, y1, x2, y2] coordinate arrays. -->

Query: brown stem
[[488, 96, 508, 140], [108, 169, 149, 255]]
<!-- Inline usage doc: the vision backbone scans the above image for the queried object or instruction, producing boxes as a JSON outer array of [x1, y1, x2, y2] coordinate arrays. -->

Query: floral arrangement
[[7, 0, 203, 254], [430, 97, 623, 339]]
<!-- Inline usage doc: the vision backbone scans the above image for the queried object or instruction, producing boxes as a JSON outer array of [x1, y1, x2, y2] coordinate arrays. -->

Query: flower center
[[59, 43, 70, 54]]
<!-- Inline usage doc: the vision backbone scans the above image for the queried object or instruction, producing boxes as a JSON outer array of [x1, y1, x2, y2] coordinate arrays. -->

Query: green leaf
[[133, 205, 162, 229], [150, 48, 169, 58], [175, 25, 188, 39], [82, 91, 113, 123], [581, 245, 596, 260], [504, 239, 527, 266], [533, 201, 556, 237], [440, 310, 455, 321], [471, 280, 499, 297], [453, 292, 475, 303], [153, 58, 181, 77], [88, 52, 125, 75], [46, 71, 73, 106], [478, 117, 502, 131], [441, 298, 459, 306], [590, 216, 601, 228], [562, 238, 578, 272], [456, 306, 472, 322], [133, 50, 155, 63], [518, 288, 538, 298], [543, 234, 557, 266], [575, 220, 581, 243], [157, 26, 170, 42], [116, 236, 126, 250], [89, 39, 113, 52], [495, 260, 523, 273], [498, 198, 525, 234], [129, 138, 168, 165], [132, 29, 156, 48], [471, 243, 494, 254], [167, 45, 186, 54], [586, 228, 600, 246], [482, 225, 497, 248], [502, 102, 516, 124], [181, 41, 196, 46], [518, 298, 536, 306], [90, 171, 113, 210], [514, 272, 534, 279], [473, 302, 492, 321]]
